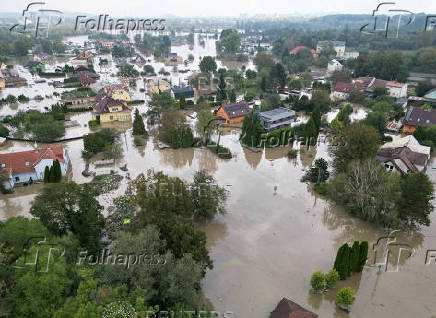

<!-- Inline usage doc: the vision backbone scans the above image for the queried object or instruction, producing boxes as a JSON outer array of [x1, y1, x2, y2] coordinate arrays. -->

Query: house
[[344, 50, 359, 59], [171, 85, 195, 100], [101, 84, 131, 102], [259, 107, 296, 131], [216, 102, 251, 124], [290, 46, 317, 56], [25, 61, 45, 72], [131, 54, 147, 65], [74, 65, 90, 72], [424, 88, 436, 102], [146, 79, 171, 96], [269, 298, 318, 318], [163, 53, 183, 65], [332, 82, 355, 100], [327, 59, 344, 74], [317, 40, 346, 58], [0, 62, 7, 70], [377, 135, 430, 174], [354, 77, 408, 98], [2, 69, 27, 87], [386, 120, 403, 132], [101, 41, 114, 49], [402, 106, 436, 134], [0, 145, 70, 189], [116, 61, 133, 68], [92, 96, 131, 123], [72, 51, 92, 65]]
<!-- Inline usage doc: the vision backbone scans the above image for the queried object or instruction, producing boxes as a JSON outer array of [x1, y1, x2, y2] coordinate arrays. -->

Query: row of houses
[[332, 76, 408, 100]]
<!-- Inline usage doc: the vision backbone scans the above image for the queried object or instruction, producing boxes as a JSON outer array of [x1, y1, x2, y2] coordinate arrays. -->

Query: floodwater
[[1, 36, 435, 318]]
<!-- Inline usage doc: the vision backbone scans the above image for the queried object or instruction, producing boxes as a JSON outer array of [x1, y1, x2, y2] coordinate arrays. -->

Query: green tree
[[312, 106, 321, 131], [373, 86, 388, 97], [229, 89, 236, 103], [398, 173, 434, 226], [310, 271, 325, 292], [195, 109, 216, 141], [132, 108, 147, 136], [190, 170, 229, 220], [358, 241, 369, 272], [350, 241, 360, 273], [325, 269, 340, 288], [52, 159, 62, 183], [0, 123, 9, 137], [329, 123, 380, 173], [43, 166, 50, 183], [241, 112, 264, 147], [336, 287, 356, 309], [303, 117, 318, 145], [179, 93, 186, 109], [30, 182, 105, 253], [217, 72, 227, 101], [199, 56, 217, 73]]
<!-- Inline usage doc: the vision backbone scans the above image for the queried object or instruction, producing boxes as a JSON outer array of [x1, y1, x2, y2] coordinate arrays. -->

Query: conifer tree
[[358, 241, 369, 272], [53, 159, 62, 182], [132, 108, 147, 136], [48, 166, 56, 183], [351, 241, 360, 272], [343, 243, 351, 278], [43, 166, 50, 183]]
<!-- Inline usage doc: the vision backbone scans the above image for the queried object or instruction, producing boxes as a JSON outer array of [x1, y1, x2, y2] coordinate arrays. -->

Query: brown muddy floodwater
[[1, 126, 436, 318]]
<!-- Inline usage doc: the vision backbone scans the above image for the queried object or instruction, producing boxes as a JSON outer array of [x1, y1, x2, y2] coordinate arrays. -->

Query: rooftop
[[424, 88, 436, 100], [260, 107, 296, 121], [220, 102, 250, 119]]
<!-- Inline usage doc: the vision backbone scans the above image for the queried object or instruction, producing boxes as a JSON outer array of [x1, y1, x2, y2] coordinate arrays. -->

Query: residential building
[[402, 106, 436, 134], [259, 107, 296, 131], [72, 51, 92, 65], [101, 84, 131, 102], [317, 40, 346, 58], [171, 85, 195, 100], [2, 69, 27, 87], [0, 145, 70, 189], [216, 102, 251, 124], [332, 82, 355, 100], [92, 96, 132, 123], [290, 46, 317, 56], [344, 50, 359, 59], [25, 61, 45, 72], [377, 135, 430, 174], [163, 52, 183, 65], [354, 76, 408, 98], [424, 88, 436, 101], [146, 79, 172, 95], [61, 94, 96, 109], [327, 59, 344, 74], [269, 298, 318, 318]]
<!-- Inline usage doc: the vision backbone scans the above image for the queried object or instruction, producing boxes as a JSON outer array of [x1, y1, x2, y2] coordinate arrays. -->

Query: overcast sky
[[0, 0, 434, 17]]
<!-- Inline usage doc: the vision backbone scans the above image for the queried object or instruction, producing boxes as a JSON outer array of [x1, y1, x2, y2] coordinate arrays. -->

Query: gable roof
[[334, 82, 355, 93], [93, 96, 130, 114], [269, 298, 318, 318], [424, 88, 436, 100], [0, 145, 65, 175], [219, 102, 251, 119], [290, 46, 317, 55], [378, 147, 429, 174], [26, 61, 43, 68], [403, 106, 436, 127]]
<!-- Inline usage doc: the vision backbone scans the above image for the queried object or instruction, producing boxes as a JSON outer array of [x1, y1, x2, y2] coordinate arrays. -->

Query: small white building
[[344, 51, 359, 59], [0, 145, 70, 189], [327, 59, 344, 74]]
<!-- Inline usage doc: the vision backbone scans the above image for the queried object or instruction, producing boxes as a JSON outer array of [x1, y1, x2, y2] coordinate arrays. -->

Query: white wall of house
[[331, 91, 349, 101], [387, 84, 408, 98]]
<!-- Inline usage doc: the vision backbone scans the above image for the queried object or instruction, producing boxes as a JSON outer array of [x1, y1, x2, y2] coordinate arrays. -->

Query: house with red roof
[[269, 298, 318, 318], [216, 102, 251, 124], [290, 46, 317, 56], [332, 82, 356, 100], [0, 145, 70, 189]]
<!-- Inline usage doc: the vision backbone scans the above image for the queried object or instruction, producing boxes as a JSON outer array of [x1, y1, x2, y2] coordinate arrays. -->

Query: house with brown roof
[[269, 298, 318, 318], [92, 96, 131, 123], [354, 76, 408, 98], [0, 146, 70, 189], [402, 106, 436, 134], [216, 102, 251, 124], [377, 135, 430, 174], [332, 82, 355, 100]]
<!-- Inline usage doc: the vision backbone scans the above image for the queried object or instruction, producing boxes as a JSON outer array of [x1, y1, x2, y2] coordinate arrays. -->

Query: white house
[[386, 81, 408, 98], [327, 59, 343, 74], [0, 145, 70, 189]]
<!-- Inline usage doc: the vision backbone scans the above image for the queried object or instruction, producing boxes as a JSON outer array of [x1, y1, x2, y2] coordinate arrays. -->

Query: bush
[[301, 158, 329, 184], [325, 269, 340, 288], [17, 94, 30, 102], [127, 100, 145, 105], [287, 149, 298, 158], [310, 271, 325, 292], [336, 287, 356, 310], [207, 141, 232, 159], [0, 123, 9, 137], [358, 241, 369, 272], [314, 183, 329, 196], [133, 136, 144, 146], [88, 120, 100, 128], [83, 128, 117, 154]]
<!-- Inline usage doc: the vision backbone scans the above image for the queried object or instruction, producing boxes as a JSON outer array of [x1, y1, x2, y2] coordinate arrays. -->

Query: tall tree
[[132, 108, 147, 136]]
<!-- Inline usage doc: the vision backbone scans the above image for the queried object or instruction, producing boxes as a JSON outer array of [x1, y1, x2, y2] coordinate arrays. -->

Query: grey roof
[[164, 52, 178, 57], [220, 102, 250, 119], [404, 106, 436, 127], [172, 85, 194, 94], [260, 107, 295, 121]]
